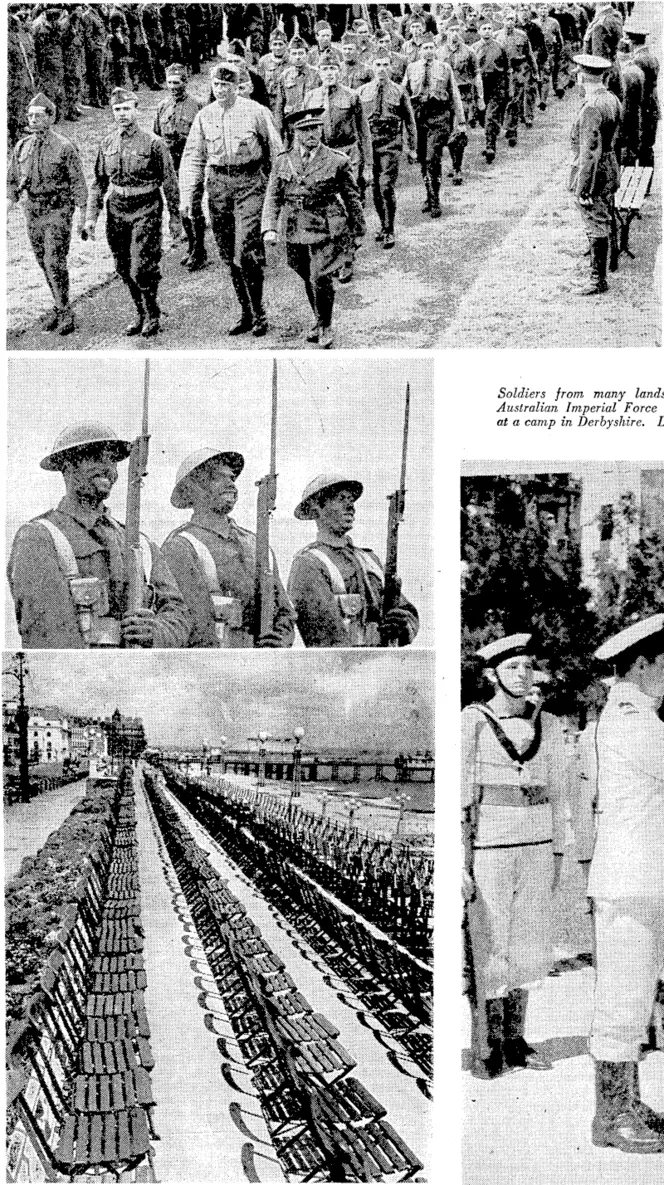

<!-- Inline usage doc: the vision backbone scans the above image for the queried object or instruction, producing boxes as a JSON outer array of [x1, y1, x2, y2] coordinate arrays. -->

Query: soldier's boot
[[141, 285, 161, 337], [186, 215, 208, 271], [592, 1061, 664, 1152], [470, 998, 505, 1080], [245, 266, 268, 338], [382, 197, 396, 249], [626, 1062, 664, 1134], [180, 216, 195, 266], [304, 280, 320, 342], [429, 181, 442, 219], [40, 308, 60, 332], [450, 141, 465, 186], [316, 280, 335, 350], [421, 177, 433, 214], [503, 989, 553, 1070], [228, 265, 254, 335], [578, 238, 609, 296], [57, 304, 76, 336], [125, 281, 145, 336]]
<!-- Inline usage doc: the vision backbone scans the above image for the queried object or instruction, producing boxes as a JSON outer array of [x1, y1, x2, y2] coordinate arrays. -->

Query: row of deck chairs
[[145, 772, 424, 1183], [7, 768, 157, 1182]]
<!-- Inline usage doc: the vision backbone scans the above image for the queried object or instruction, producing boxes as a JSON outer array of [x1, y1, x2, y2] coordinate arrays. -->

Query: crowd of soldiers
[[8, 3, 659, 340]]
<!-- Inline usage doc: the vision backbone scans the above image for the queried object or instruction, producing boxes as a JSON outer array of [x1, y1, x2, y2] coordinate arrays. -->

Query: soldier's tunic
[[583, 5, 624, 100], [180, 96, 282, 302], [339, 59, 375, 92], [474, 36, 510, 156], [261, 142, 365, 327], [583, 682, 664, 1061], [8, 497, 189, 650], [618, 60, 645, 166], [32, 14, 66, 117], [358, 77, 417, 235], [153, 91, 202, 172], [495, 27, 537, 141], [306, 82, 373, 185], [568, 87, 621, 238], [61, 7, 85, 120], [440, 41, 483, 124], [288, 533, 419, 648], [308, 43, 344, 70], [81, 4, 110, 108], [539, 13, 564, 103], [274, 63, 322, 140], [8, 16, 36, 146], [161, 512, 295, 649], [406, 59, 465, 192], [461, 704, 568, 998], [8, 128, 87, 311], [257, 51, 291, 113], [87, 124, 179, 289], [633, 44, 660, 170]]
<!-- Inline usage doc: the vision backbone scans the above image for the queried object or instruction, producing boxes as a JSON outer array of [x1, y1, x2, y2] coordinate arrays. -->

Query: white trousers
[[590, 896, 664, 1062]]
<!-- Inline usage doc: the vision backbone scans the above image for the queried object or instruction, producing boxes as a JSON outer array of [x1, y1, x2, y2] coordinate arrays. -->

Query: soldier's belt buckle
[[69, 576, 108, 613], [337, 593, 363, 619], [210, 593, 243, 630]]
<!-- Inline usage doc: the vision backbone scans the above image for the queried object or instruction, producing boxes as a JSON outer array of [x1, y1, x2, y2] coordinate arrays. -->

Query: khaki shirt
[[8, 129, 88, 209], [87, 123, 180, 222], [179, 96, 283, 207]]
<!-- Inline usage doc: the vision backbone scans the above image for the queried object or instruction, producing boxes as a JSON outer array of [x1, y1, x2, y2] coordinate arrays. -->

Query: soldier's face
[[296, 124, 323, 150], [317, 489, 358, 535], [320, 63, 339, 86], [480, 23, 494, 40], [495, 656, 535, 698], [28, 106, 54, 132], [64, 445, 120, 505], [211, 76, 238, 104], [422, 42, 436, 59], [448, 32, 462, 49], [166, 76, 186, 97], [195, 460, 238, 515], [411, 23, 424, 42], [112, 100, 137, 128], [374, 57, 391, 80], [317, 31, 332, 48], [290, 47, 307, 67], [504, 10, 516, 30], [637, 653, 664, 705], [272, 39, 287, 58]]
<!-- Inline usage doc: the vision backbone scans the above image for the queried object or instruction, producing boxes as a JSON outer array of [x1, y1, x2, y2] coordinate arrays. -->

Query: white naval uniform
[[584, 681, 664, 1061], [462, 704, 569, 998]]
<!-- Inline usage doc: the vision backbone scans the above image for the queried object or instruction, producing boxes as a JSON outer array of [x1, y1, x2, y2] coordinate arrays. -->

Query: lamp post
[[220, 736, 227, 776], [395, 792, 412, 838], [290, 727, 304, 813], [3, 652, 30, 801], [257, 731, 269, 788]]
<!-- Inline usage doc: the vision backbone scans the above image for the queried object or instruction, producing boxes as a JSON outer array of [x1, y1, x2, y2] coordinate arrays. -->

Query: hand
[[578, 195, 593, 208], [407, 149, 418, 165], [121, 609, 156, 648], [263, 230, 278, 246], [462, 869, 475, 903], [381, 607, 413, 644], [168, 213, 181, 240], [84, 221, 96, 241]]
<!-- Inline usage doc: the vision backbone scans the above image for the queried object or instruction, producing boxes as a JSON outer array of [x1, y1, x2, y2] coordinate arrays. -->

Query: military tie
[[323, 88, 332, 141], [377, 80, 386, 118], [422, 59, 432, 101], [29, 135, 44, 194]]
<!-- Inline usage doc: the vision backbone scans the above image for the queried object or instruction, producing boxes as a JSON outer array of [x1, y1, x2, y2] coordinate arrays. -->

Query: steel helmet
[[171, 448, 245, 508], [294, 473, 363, 521], [40, 423, 132, 471]]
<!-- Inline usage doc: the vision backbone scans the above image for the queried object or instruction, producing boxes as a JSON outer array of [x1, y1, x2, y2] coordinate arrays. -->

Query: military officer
[[262, 107, 365, 349], [8, 92, 87, 336], [153, 62, 206, 270], [406, 33, 466, 215], [8, 424, 189, 651], [86, 87, 180, 338], [257, 26, 291, 114], [496, 6, 539, 146], [180, 61, 283, 338], [274, 34, 322, 142], [462, 633, 568, 1079], [359, 50, 418, 249], [161, 448, 295, 649], [288, 474, 419, 648], [568, 53, 621, 296], [580, 616, 664, 1153], [475, 20, 510, 163]]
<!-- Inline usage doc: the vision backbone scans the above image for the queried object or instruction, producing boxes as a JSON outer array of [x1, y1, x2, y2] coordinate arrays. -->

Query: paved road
[[4, 777, 88, 884]]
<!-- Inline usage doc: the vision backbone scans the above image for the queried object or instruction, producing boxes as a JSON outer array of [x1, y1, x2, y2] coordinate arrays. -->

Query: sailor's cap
[[573, 53, 612, 74], [41, 424, 131, 471], [171, 448, 245, 508], [595, 614, 664, 663], [476, 633, 533, 666], [295, 474, 363, 521]]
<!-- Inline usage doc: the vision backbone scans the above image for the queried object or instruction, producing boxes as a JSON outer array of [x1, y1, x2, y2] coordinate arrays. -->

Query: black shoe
[[125, 316, 144, 337], [484, 150, 495, 163], [141, 315, 160, 338], [503, 1038, 553, 1071], [40, 308, 60, 331], [252, 315, 268, 337], [382, 233, 395, 250], [524, 119, 533, 128], [593, 1062, 664, 1153], [451, 172, 463, 186], [507, 137, 517, 148], [58, 307, 76, 336], [539, 102, 547, 111], [470, 1049, 505, 1080], [306, 322, 320, 343], [318, 326, 334, 349], [228, 314, 254, 336], [375, 227, 386, 242], [421, 198, 431, 213]]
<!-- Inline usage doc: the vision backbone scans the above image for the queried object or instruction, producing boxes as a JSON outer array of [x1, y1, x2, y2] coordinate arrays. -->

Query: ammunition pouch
[[209, 592, 244, 644], [68, 576, 121, 648], [335, 593, 380, 647]]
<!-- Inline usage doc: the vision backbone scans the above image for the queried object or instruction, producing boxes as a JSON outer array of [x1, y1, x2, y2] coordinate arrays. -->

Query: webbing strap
[[180, 531, 220, 592], [36, 519, 79, 579], [308, 547, 347, 595], [356, 549, 384, 586]]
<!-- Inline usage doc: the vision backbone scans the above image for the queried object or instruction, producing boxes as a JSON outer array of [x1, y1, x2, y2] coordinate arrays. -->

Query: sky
[[3, 650, 435, 754], [5, 355, 434, 647]]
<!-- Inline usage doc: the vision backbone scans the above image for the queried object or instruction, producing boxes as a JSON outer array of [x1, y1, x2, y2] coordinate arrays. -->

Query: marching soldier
[[85, 86, 181, 338], [308, 19, 343, 69], [462, 633, 568, 1079], [373, 28, 408, 84], [580, 616, 664, 1153], [475, 19, 511, 163], [537, 4, 565, 105], [8, 91, 87, 336], [359, 49, 418, 249], [180, 61, 282, 338], [32, 4, 66, 120], [339, 32, 375, 92], [8, 424, 189, 651], [288, 474, 419, 648], [153, 62, 206, 271], [406, 33, 466, 215], [257, 25, 291, 113], [274, 34, 322, 141], [583, 0, 624, 101], [616, 38, 645, 167], [161, 448, 294, 649], [496, 6, 538, 146], [568, 53, 621, 296], [262, 107, 365, 348]]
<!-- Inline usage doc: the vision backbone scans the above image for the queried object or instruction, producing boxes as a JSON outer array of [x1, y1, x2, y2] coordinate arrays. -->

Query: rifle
[[253, 360, 278, 646], [124, 360, 150, 644], [381, 383, 410, 647]]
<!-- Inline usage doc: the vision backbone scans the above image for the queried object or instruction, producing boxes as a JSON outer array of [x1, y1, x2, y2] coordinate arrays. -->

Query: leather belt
[[110, 182, 159, 197], [479, 784, 550, 808], [209, 158, 262, 176]]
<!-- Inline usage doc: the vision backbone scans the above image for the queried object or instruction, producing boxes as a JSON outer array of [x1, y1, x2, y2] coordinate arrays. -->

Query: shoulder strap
[[307, 547, 347, 595], [469, 703, 543, 766], [180, 531, 219, 592], [35, 519, 79, 580]]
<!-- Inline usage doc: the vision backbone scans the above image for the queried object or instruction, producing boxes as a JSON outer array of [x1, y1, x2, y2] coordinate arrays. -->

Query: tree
[[461, 475, 599, 715], [594, 493, 664, 635]]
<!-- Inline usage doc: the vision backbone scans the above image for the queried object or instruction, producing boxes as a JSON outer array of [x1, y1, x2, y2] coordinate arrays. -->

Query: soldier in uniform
[[402, 15, 428, 64], [80, 3, 110, 108], [568, 53, 621, 296], [262, 107, 365, 348], [161, 448, 295, 649], [32, 4, 66, 120], [8, 424, 189, 651], [537, 4, 565, 104], [439, 27, 483, 183], [339, 32, 375, 91], [359, 49, 418, 248], [179, 61, 282, 338], [475, 19, 510, 163], [406, 33, 466, 215], [496, 6, 538, 146], [274, 34, 322, 141], [625, 20, 660, 173], [8, 7, 36, 147], [288, 474, 419, 648], [583, 0, 624, 100], [578, 616, 664, 1153], [257, 26, 291, 114], [8, 91, 87, 336], [462, 633, 568, 1079], [616, 38, 645, 166], [308, 19, 343, 69], [153, 62, 206, 271], [86, 87, 180, 339], [374, 28, 408, 84]]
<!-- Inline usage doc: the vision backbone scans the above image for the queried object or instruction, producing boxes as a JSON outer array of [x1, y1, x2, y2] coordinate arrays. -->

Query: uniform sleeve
[[336, 156, 366, 239], [7, 523, 84, 649], [153, 105, 163, 137], [603, 710, 664, 787], [400, 87, 418, 152], [353, 94, 373, 171], [7, 146, 21, 204], [153, 136, 180, 218], [574, 105, 603, 196], [159, 534, 213, 648], [544, 714, 571, 855], [287, 552, 347, 648], [449, 69, 466, 125], [178, 111, 207, 209], [461, 707, 483, 810], [571, 724, 598, 862], [257, 105, 284, 172], [65, 141, 88, 208], [261, 161, 285, 234], [258, 551, 295, 648], [86, 143, 110, 223], [147, 544, 191, 648]]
